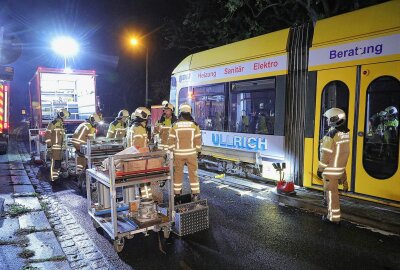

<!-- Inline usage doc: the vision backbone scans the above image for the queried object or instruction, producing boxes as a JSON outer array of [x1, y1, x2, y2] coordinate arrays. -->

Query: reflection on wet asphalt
[[49, 174, 400, 270]]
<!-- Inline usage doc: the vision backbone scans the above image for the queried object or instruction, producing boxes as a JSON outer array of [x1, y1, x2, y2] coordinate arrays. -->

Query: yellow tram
[[169, 1, 400, 204]]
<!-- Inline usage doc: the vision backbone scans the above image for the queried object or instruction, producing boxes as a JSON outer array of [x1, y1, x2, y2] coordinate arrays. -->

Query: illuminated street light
[[130, 38, 139, 46], [51, 36, 79, 69], [129, 36, 149, 107]]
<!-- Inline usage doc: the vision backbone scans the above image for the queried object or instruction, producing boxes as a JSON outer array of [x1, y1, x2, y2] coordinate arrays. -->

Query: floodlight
[[51, 36, 79, 57]]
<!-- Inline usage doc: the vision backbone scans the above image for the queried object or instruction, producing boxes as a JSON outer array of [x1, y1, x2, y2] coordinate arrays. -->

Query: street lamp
[[51, 36, 79, 69], [129, 37, 149, 107]]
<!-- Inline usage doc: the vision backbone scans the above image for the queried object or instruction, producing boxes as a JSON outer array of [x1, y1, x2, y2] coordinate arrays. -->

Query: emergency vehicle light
[[4, 85, 8, 128]]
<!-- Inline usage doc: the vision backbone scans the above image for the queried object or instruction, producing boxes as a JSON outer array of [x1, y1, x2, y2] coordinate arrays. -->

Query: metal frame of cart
[[85, 150, 174, 252]]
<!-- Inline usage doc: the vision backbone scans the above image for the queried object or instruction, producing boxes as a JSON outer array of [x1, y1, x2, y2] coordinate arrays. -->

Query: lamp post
[[130, 37, 149, 107], [51, 36, 79, 69]]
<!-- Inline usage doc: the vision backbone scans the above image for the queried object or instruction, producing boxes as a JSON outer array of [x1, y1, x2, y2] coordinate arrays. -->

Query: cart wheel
[[163, 228, 171, 239], [113, 238, 125, 253]]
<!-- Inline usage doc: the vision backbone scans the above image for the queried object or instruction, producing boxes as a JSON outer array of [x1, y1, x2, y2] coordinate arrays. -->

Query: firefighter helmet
[[385, 106, 398, 120], [89, 113, 102, 124], [179, 103, 192, 114], [57, 108, 70, 120], [324, 108, 346, 127], [132, 107, 151, 120], [117, 110, 129, 119], [164, 103, 174, 111]]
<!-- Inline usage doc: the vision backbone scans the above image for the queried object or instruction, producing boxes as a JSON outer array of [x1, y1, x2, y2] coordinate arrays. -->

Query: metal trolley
[[85, 150, 174, 253], [79, 139, 124, 192]]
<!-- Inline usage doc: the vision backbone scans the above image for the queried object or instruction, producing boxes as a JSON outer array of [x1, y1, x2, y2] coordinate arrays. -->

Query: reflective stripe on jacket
[[72, 122, 95, 150], [45, 118, 65, 148], [155, 115, 176, 149], [127, 122, 148, 148], [168, 120, 201, 156], [107, 120, 126, 139], [318, 128, 350, 178]]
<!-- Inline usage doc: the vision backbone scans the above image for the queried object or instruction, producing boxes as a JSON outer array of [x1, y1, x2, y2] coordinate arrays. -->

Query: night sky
[[0, 0, 187, 124]]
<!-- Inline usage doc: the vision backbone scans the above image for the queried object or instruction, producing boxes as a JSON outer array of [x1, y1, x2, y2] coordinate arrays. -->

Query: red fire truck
[[29, 67, 98, 133], [0, 81, 10, 154]]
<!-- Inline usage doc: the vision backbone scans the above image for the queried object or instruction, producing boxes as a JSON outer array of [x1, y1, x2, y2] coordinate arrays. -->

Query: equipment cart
[[79, 139, 124, 192], [85, 150, 174, 252]]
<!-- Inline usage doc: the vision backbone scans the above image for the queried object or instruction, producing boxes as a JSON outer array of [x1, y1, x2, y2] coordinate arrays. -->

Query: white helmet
[[385, 106, 398, 120], [57, 108, 70, 120], [89, 113, 102, 124], [179, 103, 192, 114], [324, 108, 346, 127], [117, 109, 129, 120], [132, 107, 151, 120], [161, 100, 169, 107], [164, 103, 174, 111]]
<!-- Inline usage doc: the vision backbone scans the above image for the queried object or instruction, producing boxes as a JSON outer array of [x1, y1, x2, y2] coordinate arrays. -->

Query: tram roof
[[173, 1, 399, 74], [172, 28, 289, 74], [312, 1, 400, 47]]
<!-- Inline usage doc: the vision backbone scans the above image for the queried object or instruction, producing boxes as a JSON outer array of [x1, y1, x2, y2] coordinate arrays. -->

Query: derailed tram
[[169, 1, 400, 204]]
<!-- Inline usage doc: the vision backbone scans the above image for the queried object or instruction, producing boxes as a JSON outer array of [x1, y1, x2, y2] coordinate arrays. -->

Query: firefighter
[[71, 113, 102, 174], [154, 103, 177, 150], [383, 106, 399, 159], [317, 108, 350, 224], [106, 109, 129, 139], [45, 108, 70, 181], [127, 107, 151, 149], [126, 107, 153, 199], [168, 103, 202, 202], [383, 106, 399, 142]]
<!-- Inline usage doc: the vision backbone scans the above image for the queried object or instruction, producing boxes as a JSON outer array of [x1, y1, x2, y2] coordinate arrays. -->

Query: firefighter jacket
[[71, 122, 95, 151], [127, 122, 148, 148], [318, 127, 350, 179], [168, 120, 202, 156], [154, 114, 177, 149], [45, 118, 65, 150], [106, 120, 127, 139]]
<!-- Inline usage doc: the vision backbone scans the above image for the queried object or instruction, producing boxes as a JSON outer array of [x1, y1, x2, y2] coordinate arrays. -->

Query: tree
[[163, 0, 387, 51]]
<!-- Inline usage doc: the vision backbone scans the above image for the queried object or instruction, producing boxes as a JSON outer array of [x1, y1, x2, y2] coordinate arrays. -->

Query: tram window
[[363, 76, 400, 179], [319, 81, 349, 141], [192, 84, 225, 131], [178, 87, 189, 105], [229, 78, 276, 135]]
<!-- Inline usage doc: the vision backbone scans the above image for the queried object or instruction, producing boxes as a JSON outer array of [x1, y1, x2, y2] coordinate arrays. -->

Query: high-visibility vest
[[71, 122, 95, 150], [127, 122, 148, 148], [107, 120, 126, 139], [45, 118, 65, 149], [168, 120, 202, 156], [318, 127, 350, 178]]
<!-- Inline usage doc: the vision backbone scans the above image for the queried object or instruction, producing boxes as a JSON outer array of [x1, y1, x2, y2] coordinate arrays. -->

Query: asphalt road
[[41, 170, 400, 270]]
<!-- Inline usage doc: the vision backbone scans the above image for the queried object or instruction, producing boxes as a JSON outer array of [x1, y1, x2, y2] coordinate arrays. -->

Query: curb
[[17, 142, 112, 270]]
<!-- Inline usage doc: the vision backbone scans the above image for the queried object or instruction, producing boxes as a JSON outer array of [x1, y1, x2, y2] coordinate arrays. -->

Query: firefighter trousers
[[173, 154, 199, 195], [323, 176, 341, 222], [75, 151, 86, 174], [50, 147, 62, 181]]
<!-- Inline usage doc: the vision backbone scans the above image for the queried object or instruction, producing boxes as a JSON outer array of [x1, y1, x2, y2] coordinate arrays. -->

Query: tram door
[[312, 67, 357, 189], [355, 61, 400, 201]]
